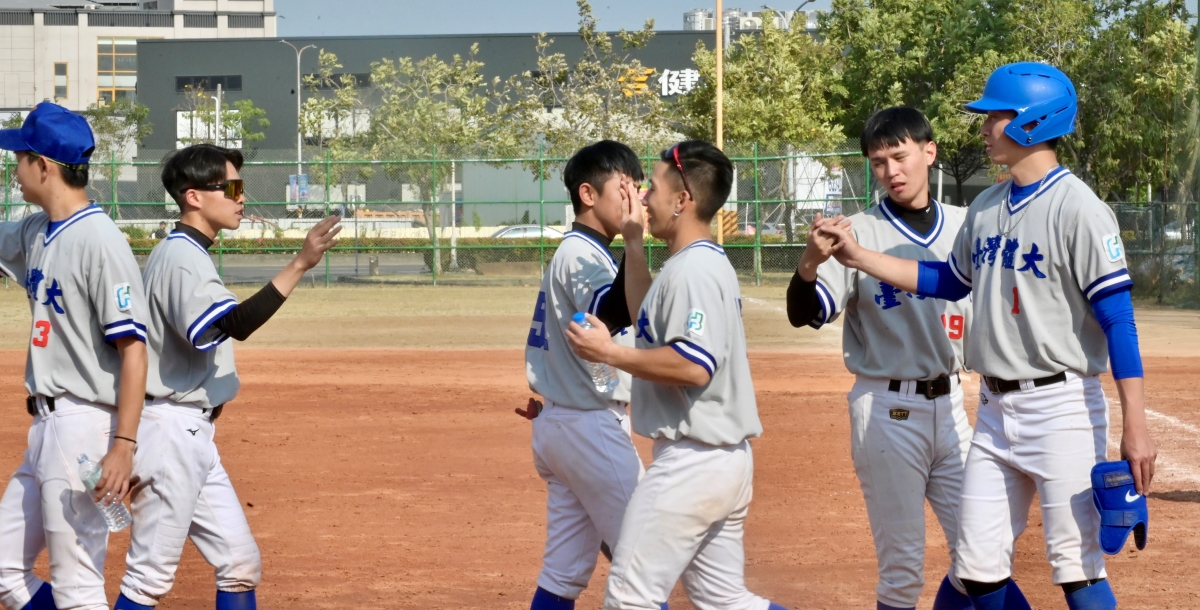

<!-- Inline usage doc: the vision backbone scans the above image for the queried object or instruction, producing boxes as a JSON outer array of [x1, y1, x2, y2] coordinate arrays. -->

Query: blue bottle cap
[[572, 312, 586, 324]]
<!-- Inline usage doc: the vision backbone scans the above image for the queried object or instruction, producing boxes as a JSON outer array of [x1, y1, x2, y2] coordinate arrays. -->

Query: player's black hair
[[59, 165, 89, 189], [658, 140, 733, 222], [563, 140, 645, 214], [859, 106, 935, 156], [161, 143, 245, 209]]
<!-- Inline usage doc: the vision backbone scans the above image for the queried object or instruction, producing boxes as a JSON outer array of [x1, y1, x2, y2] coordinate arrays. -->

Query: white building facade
[[0, 0, 275, 112]]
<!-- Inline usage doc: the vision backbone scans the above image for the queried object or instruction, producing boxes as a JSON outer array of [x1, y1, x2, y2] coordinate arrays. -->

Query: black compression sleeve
[[786, 271, 822, 328], [213, 281, 287, 341], [595, 257, 632, 334]]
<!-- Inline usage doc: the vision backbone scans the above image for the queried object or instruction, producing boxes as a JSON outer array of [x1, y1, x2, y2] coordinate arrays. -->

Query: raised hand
[[619, 178, 645, 243], [295, 215, 343, 271]]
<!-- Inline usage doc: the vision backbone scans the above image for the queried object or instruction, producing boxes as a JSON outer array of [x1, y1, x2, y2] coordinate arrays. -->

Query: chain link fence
[[2, 146, 1197, 308]]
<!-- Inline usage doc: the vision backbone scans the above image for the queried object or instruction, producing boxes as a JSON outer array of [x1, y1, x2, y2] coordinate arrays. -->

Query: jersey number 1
[[1012, 287, 1020, 315], [31, 320, 50, 348]]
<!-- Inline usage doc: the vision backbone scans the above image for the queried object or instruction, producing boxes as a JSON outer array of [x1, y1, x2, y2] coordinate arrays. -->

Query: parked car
[[490, 225, 565, 239]]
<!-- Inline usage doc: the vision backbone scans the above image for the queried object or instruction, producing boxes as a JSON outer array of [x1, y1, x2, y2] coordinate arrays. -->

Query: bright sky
[[275, 0, 835, 37]]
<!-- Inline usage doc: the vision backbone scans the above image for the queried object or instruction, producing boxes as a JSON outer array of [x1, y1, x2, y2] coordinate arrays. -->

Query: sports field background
[[0, 284, 1198, 608]]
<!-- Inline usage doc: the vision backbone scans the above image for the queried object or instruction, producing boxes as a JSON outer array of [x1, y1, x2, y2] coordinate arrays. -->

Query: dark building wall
[[135, 31, 710, 152]]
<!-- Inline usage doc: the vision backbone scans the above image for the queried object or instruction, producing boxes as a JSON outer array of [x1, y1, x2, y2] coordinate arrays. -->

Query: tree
[[511, 0, 677, 161], [78, 99, 152, 163], [176, 85, 269, 147], [301, 46, 524, 243]]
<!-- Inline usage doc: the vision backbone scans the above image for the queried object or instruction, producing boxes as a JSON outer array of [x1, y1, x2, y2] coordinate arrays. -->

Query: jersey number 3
[[31, 320, 50, 348], [940, 314, 964, 340]]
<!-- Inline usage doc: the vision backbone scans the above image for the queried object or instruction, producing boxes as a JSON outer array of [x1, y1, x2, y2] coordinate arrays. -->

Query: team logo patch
[[686, 309, 705, 336], [114, 283, 132, 312], [889, 408, 910, 421], [1103, 234, 1125, 262]]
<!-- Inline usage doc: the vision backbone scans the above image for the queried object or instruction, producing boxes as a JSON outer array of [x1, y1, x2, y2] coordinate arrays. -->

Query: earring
[[673, 210, 681, 217]]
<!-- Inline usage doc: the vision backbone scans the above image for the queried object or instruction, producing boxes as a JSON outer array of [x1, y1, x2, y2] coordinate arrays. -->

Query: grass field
[[0, 284, 1198, 608]]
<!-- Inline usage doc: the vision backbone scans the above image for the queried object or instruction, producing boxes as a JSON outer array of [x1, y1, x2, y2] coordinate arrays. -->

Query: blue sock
[[968, 580, 1031, 610], [215, 590, 256, 610], [877, 603, 914, 610], [113, 593, 153, 610], [661, 605, 669, 610], [22, 583, 56, 610], [768, 604, 790, 610], [932, 576, 972, 610], [1064, 580, 1117, 610], [530, 587, 574, 610]]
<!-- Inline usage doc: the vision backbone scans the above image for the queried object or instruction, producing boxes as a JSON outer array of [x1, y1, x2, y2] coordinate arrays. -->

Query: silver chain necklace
[[998, 165, 1058, 237]]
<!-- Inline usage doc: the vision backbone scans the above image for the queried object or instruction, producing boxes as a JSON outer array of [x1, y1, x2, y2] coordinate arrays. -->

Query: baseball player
[[788, 107, 974, 610], [817, 63, 1156, 610], [567, 140, 788, 610], [521, 140, 652, 610], [113, 144, 341, 610], [0, 103, 149, 610]]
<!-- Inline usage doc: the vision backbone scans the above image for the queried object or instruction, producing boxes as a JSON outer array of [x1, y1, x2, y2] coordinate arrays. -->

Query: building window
[[175, 75, 243, 92], [54, 64, 67, 100], [43, 12, 78, 26], [97, 37, 138, 104], [227, 14, 265, 28], [88, 12, 172, 28], [183, 14, 217, 28], [0, 12, 35, 26]]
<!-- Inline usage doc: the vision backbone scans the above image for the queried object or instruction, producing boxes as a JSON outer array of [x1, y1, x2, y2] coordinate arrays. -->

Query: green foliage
[[120, 225, 147, 239], [511, 0, 677, 163], [176, 86, 269, 147], [678, 9, 843, 148], [79, 99, 152, 162], [1, 112, 22, 130], [472, 210, 482, 231]]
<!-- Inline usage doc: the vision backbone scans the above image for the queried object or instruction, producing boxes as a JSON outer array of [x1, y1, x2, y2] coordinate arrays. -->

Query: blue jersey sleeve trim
[[587, 283, 613, 315], [810, 280, 835, 329], [1085, 269, 1134, 303], [670, 341, 716, 378], [186, 299, 238, 348], [1091, 287, 1143, 379], [916, 261, 972, 301], [103, 319, 147, 344]]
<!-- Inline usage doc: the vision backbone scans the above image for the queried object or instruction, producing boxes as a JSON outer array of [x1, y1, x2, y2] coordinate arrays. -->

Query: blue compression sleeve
[[1092, 288, 1143, 380], [916, 261, 972, 301]]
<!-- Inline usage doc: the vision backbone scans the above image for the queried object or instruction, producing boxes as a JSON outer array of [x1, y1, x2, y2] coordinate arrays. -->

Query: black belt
[[146, 394, 224, 422], [983, 371, 1067, 395], [888, 374, 956, 399], [25, 395, 54, 416]]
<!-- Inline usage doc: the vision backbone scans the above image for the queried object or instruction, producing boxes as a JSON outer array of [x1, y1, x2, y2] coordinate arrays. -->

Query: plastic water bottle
[[572, 312, 619, 393], [77, 454, 131, 532], [823, 199, 842, 217]]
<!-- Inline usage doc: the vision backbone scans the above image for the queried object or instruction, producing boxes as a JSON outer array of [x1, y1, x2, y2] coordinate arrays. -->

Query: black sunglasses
[[187, 179, 245, 200]]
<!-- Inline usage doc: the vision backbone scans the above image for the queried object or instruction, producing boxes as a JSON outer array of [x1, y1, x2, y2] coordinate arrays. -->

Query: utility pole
[[280, 39, 316, 179]]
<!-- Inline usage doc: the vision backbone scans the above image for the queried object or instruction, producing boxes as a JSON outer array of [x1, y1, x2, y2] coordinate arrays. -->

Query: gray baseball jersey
[[526, 229, 633, 409], [813, 200, 970, 379], [631, 240, 762, 446], [948, 167, 1132, 380], [143, 229, 240, 409], [0, 204, 148, 405]]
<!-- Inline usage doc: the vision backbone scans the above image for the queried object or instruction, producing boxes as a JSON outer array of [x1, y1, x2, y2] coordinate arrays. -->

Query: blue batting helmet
[[965, 62, 1077, 147]]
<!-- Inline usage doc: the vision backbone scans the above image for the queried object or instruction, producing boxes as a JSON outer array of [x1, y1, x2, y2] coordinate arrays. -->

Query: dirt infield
[[0, 287, 1198, 608]]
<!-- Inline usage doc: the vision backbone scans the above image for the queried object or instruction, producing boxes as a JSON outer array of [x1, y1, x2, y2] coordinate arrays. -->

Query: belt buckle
[[984, 376, 1002, 395], [923, 377, 948, 400]]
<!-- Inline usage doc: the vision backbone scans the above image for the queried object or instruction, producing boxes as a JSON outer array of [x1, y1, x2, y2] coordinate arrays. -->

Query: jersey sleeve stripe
[[1085, 269, 1134, 302], [103, 320, 147, 343], [194, 332, 231, 352], [587, 283, 613, 315], [811, 280, 835, 328], [670, 341, 716, 377], [186, 299, 238, 346], [948, 253, 972, 287]]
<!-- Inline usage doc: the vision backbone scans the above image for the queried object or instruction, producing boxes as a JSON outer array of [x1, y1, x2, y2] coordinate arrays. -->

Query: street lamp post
[[280, 39, 316, 180]]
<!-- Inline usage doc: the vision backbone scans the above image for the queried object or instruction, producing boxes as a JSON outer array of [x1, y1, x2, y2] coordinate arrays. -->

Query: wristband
[[114, 435, 137, 445]]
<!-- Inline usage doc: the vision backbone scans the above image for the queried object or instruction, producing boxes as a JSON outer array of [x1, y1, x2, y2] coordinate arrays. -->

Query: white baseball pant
[[848, 376, 972, 608], [955, 371, 1108, 585], [120, 400, 261, 606], [604, 437, 772, 610], [0, 395, 118, 610], [532, 401, 644, 599]]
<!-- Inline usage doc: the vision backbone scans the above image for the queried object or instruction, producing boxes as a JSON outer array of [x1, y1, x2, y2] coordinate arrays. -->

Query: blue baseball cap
[[0, 102, 95, 169]]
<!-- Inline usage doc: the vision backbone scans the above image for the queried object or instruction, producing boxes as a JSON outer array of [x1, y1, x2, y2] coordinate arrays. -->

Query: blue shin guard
[[932, 576, 972, 610], [113, 593, 153, 610], [1064, 580, 1117, 610], [215, 590, 256, 610], [1092, 461, 1148, 554], [968, 580, 1031, 610], [22, 583, 56, 610], [530, 587, 574, 610]]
